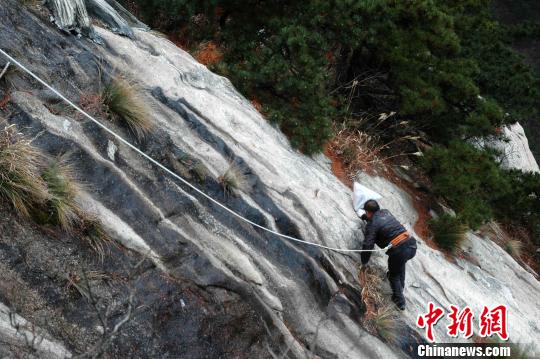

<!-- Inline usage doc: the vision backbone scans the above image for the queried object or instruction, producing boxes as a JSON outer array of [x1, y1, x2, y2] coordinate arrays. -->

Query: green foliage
[[494, 170, 540, 245], [125, 0, 538, 153], [103, 77, 152, 138], [423, 141, 540, 240], [422, 141, 511, 228], [453, 4, 539, 126], [429, 214, 468, 253], [0, 125, 49, 217]]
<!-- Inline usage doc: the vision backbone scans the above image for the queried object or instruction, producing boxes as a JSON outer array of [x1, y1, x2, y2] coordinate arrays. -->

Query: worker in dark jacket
[[360, 199, 417, 310]]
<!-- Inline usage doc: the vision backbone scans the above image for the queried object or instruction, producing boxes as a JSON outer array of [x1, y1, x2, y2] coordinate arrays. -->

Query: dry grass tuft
[[218, 161, 250, 196], [328, 127, 383, 177], [504, 239, 523, 259], [80, 216, 112, 262], [0, 124, 49, 216], [196, 42, 223, 66], [0, 125, 112, 259], [328, 118, 422, 179], [360, 266, 384, 313], [191, 161, 208, 183], [360, 266, 403, 345], [178, 154, 208, 183], [364, 303, 402, 344], [41, 156, 81, 232], [102, 76, 152, 138]]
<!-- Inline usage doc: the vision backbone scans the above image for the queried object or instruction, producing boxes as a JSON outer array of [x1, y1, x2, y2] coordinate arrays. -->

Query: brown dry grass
[[0, 124, 49, 217], [251, 97, 263, 113], [78, 93, 106, 119], [359, 266, 402, 345], [218, 161, 250, 196], [327, 126, 384, 178], [102, 76, 153, 138], [79, 216, 112, 262], [196, 42, 223, 66]]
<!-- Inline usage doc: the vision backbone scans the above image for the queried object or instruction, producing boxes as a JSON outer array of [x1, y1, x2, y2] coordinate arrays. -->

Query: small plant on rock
[[364, 303, 402, 345], [102, 76, 152, 138], [429, 213, 468, 253], [503, 239, 523, 259], [175, 154, 208, 183], [218, 161, 249, 196], [41, 156, 81, 232], [80, 216, 112, 262], [360, 266, 403, 345], [190, 161, 208, 183], [0, 124, 49, 216]]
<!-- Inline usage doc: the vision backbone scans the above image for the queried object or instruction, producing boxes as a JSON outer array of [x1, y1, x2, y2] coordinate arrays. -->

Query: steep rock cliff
[[0, 1, 539, 357]]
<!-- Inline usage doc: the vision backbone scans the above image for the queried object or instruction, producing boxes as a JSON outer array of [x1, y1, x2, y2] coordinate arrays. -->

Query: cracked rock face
[[0, 0, 539, 357]]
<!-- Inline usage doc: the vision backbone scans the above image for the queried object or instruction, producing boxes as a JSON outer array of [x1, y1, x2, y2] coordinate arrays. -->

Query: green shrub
[[493, 170, 540, 246], [422, 141, 512, 229], [103, 77, 152, 138], [0, 125, 49, 216], [429, 214, 468, 253]]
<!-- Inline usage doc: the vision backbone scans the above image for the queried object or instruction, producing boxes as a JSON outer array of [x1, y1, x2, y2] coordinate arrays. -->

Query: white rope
[[0, 48, 390, 253]]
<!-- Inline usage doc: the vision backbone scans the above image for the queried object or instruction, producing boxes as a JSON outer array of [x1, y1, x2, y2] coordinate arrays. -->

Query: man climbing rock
[[360, 200, 417, 310]]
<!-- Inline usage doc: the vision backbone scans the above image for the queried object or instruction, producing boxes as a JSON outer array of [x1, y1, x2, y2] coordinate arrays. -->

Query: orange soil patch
[[250, 97, 263, 113], [196, 42, 223, 66], [323, 143, 352, 188]]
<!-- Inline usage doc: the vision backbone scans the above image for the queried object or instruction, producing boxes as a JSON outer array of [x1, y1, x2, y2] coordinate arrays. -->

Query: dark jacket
[[361, 209, 407, 264]]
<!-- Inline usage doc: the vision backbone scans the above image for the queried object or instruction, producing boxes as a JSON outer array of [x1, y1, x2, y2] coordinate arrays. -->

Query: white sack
[[352, 182, 382, 217]]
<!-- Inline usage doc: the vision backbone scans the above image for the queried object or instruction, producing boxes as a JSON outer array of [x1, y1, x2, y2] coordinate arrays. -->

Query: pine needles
[[429, 214, 468, 253]]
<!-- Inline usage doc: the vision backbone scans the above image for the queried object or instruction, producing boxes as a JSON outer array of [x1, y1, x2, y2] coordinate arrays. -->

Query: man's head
[[363, 199, 380, 219]]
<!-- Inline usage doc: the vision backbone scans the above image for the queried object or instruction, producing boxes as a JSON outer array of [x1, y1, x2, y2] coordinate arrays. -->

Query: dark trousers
[[387, 238, 417, 306]]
